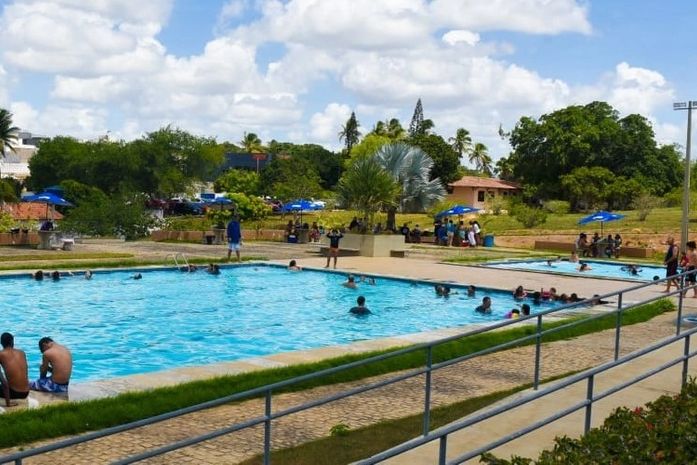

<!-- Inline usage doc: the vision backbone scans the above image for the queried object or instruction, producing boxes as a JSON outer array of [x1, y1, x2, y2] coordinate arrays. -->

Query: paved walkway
[[0, 256, 691, 464]]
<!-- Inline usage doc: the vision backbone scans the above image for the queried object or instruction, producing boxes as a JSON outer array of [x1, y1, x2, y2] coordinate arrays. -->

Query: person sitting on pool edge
[[349, 296, 371, 315], [288, 260, 301, 271], [30, 337, 72, 395], [342, 275, 358, 289], [475, 296, 492, 314]]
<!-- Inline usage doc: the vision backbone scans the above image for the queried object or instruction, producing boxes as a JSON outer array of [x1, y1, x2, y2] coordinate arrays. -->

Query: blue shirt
[[227, 220, 241, 243]]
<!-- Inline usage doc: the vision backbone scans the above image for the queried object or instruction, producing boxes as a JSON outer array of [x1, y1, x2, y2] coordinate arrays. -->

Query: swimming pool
[[483, 259, 666, 281], [2, 265, 563, 382]]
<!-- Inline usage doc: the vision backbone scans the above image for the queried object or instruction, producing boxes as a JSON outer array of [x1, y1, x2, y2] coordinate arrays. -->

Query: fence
[[1, 269, 694, 465]]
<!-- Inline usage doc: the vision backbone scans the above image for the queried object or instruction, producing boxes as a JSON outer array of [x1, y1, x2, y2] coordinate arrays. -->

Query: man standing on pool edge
[[325, 227, 344, 269], [227, 213, 242, 263], [30, 337, 72, 395]]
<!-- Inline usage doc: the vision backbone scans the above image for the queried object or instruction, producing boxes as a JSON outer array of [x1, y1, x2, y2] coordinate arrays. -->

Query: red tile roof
[[1, 203, 64, 221], [448, 176, 520, 190]]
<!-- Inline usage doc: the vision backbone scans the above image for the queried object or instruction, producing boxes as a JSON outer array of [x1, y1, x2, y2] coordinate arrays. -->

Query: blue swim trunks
[[30, 377, 69, 394]]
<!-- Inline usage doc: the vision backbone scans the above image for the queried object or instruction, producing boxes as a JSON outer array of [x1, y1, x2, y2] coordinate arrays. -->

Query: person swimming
[[620, 264, 641, 275], [467, 285, 476, 297], [521, 303, 531, 316], [578, 262, 592, 272], [131, 273, 142, 280], [342, 275, 357, 289], [84, 270, 93, 280], [349, 295, 371, 315], [475, 296, 492, 314], [33, 270, 44, 281], [435, 285, 451, 297], [360, 276, 376, 285], [513, 285, 526, 300], [51, 271, 60, 281], [288, 260, 301, 271], [206, 263, 220, 275], [506, 308, 520, 319]]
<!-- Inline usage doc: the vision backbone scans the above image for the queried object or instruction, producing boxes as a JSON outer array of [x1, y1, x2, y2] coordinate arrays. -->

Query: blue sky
[[0, 0, 694, 160]]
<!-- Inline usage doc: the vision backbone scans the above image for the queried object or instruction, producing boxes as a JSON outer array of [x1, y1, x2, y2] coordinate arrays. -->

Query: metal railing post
[[423, 346, 433, 436], [438, 435, 448, 465], [15, 459, 22, 465], [534, 315, 543, 390], [678, 275, 686, 335], [614, 293, 623, 361], [584, 375, 594, 433], [263, 390, 272, 465], [683, 334, 691, 387]]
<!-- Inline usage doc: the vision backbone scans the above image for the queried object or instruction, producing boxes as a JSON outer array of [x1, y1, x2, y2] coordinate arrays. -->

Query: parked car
[[264, 199, 283, 212], [165, 199, 205, 216]]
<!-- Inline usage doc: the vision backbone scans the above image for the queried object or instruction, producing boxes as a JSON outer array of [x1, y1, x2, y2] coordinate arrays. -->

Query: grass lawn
[[0, 299, 673, 449], [166, 206, 687, 239]]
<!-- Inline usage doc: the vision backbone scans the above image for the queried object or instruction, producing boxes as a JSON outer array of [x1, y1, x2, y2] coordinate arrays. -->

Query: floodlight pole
[[674, 101, 696, 253]]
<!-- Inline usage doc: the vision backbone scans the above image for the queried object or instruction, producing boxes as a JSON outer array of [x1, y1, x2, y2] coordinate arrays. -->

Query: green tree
[[386, 118, 406, 140], [61, 193, 155, 240], [506, 101, 681, 199], [266, 142, 342, 189], [226, 192, 271, 221], [214, 169, 260, 195], [374, 142, 446, 230], [345, 134, 391, 167], [239, 132, 263, 153], [336, 157, 398, 227], [0, 108, 19, 161], [339, 112, 361, 154], [470, 142, 493, 175], [449, 128, 472, 159], [260, 156, 323, 201], [408, 98, 424, 138], [560, 166, 615, 211], [409, 133, 462, 184]]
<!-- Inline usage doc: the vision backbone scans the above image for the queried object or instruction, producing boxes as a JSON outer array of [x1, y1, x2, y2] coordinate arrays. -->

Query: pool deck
[[1, 255, 694, 464]]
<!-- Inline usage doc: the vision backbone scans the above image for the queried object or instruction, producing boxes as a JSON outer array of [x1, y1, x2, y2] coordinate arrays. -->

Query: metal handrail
[[1, 268, 695, 465], [358, 324, 697, 464]]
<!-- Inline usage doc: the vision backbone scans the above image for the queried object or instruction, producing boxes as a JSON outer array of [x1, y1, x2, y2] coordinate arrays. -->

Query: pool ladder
[[167, 252, 190, 270]]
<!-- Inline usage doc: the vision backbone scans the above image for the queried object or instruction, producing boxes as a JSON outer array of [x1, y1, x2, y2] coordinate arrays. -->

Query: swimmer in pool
[[475, 296, 492, 314], [349, 296, 371, 315], [342, 275, 358, 289], [578, 262, 592, 272]]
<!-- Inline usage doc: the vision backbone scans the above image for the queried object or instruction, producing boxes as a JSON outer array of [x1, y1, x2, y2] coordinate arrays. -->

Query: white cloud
[[10, 101, 107, 138], [309, 103, 351, 143], [442, 30, 480, 47]]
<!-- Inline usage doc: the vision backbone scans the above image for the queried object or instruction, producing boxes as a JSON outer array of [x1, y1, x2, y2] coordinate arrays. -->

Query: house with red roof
[[447, 176, 521, 210], [1, 202, 64, 221]]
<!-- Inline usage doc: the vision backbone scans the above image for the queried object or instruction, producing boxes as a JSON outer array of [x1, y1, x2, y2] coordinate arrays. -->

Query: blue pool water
[[2, 265, 562, 382], [484, 259, 665, 282]]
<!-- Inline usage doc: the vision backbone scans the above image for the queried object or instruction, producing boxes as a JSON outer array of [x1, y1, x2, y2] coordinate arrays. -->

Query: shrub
[[485, 193, 509, 216], [329, 423, 351, 437], [631, 193, 660, 221], [663, 188, 697, 208], [0, 211, 14, 232], [542, 200, 570, 215], [481, 377, 697, 465], [509, 203, 547, 228]]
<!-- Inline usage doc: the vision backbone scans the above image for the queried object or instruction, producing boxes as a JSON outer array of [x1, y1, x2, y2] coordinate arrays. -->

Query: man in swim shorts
[[325, 228, 344, 269], [227, 214, 242, 262], [0, 332, 29, 407], [30, 337, 72, 395]]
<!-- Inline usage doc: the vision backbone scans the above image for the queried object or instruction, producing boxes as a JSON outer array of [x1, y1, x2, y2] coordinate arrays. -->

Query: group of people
[[0, 333, 72, 406], [284, 220, 324, 244], [572, 232, 622, 261], [663, 236, 697, 296], [434, 219, 482, 247]]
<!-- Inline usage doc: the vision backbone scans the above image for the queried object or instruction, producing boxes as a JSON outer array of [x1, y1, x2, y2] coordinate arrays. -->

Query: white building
[[1, 131, 48, 180]]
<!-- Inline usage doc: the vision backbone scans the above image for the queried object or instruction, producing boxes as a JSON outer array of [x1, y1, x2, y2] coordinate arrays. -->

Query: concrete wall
[[534, 240, 655, 258], [0, 231, 39, 245], [150, 229, 286, 243], [321, 233, 406, 257]]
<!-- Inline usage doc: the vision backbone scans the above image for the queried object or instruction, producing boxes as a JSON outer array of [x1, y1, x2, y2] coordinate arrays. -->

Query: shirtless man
[[30, 337, 72, 394], [0, 333, 29, 407]]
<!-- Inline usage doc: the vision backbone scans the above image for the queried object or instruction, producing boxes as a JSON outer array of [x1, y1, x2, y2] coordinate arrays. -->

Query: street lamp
[[674, 100, 697, 252]]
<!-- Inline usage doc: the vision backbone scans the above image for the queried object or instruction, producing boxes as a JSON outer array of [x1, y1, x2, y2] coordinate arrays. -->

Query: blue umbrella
[[435, 205, 479, 218], [22, 192, 73, 207], [22, 191, 73, 221], [578, 210, 625, 235]]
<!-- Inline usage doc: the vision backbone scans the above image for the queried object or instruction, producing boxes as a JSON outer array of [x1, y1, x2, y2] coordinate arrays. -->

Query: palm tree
[[0, 109, 19, 178], [240, 132, 264, 173], [470, 142, 493, 176], [336, 157, 398, 227], [338, 112, 361, 154], [449, 128, 472, 159], [371, 120, 387, 137], [374, 142, 446, 230]]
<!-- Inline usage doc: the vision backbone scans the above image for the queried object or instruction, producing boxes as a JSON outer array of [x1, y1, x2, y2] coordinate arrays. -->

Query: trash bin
[[483, 234, 495, 247]]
